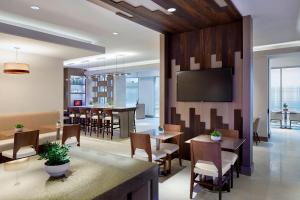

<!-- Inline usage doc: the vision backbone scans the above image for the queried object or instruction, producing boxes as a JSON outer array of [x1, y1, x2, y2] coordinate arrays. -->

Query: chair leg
[[190, 172, 195, 199], [236, 161, 240, 178], [218, 178, 222, 200], [178, 150, 182, 167], [163, 157, 167, 175], [168, 154, 172, 174], [230, 165, 233, 188]]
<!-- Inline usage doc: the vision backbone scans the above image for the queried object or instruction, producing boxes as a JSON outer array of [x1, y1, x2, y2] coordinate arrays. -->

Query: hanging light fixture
[[112, 55, 130, 77], [3, 47, 30, 74]]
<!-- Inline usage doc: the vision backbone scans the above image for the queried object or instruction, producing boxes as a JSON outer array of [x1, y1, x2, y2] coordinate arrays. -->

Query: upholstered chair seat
[[160, 143, 179, 154], [221, 151, 238, 165], [134, 148, 167, 161], [2, 146, 36, 159], [194, 160, 231, 179]]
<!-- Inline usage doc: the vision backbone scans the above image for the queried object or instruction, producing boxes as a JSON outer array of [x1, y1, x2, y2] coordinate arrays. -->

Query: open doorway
[[269, 53, 300, 135]]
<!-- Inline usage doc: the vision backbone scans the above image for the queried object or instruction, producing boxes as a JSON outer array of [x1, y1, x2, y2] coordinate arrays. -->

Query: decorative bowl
[[45, 161, 70, 177], [211, 135, 221, 142]]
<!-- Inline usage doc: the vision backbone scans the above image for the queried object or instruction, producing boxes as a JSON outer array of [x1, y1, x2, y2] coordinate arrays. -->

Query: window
[[270, 67, 300, 112], [126, 78, 139, 106]]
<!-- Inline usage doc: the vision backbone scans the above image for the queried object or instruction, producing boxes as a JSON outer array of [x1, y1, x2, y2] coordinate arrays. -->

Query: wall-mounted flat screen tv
[[177, 68, 233, 102]]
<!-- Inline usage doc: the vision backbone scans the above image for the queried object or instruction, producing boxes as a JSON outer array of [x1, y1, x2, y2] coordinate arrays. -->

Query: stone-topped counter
[[0, 148, 158, 200]]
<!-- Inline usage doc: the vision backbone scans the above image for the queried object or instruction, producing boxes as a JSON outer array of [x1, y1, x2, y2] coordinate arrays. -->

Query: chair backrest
[[13, 130, 39, 159], [79, 108, 89, 115], [68, 107, 78, 114], [253, 118, 261, 132], [216, 129, 239, 139], [130, 132, 152, 162], [62, 124, 80, 146], [190, 140, 222, 178], [91, 108, 101, 116], [164, 124, 181, 132], [103, 109, 113, 117], [271, 111, 282, 120], [163, 124, 182, 145], [290, 112, 300, 121]]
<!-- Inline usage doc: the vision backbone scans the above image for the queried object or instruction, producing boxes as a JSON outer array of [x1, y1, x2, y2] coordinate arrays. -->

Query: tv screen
[[177, 68, 233, 102], [74, 100, 82, 106]]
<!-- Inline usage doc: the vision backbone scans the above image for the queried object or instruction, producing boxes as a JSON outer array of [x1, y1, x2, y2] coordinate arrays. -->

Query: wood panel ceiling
[[89, 0, 242, 33]]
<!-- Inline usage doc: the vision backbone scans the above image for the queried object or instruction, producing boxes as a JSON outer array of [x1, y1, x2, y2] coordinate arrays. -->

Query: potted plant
[[38, 143, 70, 177], [158, 126, 164, 132], [15, 124, 24, 132], [210, 130, 222, 141], [283, 103, 288, 112]]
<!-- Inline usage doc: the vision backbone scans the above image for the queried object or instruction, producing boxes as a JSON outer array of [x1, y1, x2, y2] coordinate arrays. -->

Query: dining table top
[[185, 134, 246, 151], [144, 129, 183, 140], [0, 148, 157, 200]]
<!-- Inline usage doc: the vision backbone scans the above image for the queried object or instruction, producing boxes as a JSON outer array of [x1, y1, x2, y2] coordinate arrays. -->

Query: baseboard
[[253, 136, 268, 142], [241, 163, 254, 176]]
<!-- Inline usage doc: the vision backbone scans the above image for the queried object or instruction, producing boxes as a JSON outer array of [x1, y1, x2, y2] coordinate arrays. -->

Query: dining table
[[144, 129, 183, 150], [185, 134, 246, 152]]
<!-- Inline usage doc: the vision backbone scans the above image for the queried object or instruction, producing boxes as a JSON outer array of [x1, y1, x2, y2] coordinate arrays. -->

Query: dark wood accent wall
[[168, 20, 242, 75], [171, 107, 243, 159], [210, 109, 229, 130], [166, 20, 243, 160], [89, 0, 241, 34]]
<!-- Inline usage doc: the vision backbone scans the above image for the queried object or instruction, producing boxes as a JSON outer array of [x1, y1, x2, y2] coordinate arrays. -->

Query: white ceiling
[[0, 32, 99, 60], [0, 0, 160, 67], [232, 0, 300, 46]]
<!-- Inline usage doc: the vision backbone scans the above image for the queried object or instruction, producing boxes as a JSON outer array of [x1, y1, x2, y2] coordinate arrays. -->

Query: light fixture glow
[[167, 8, 176, 12], [253, 40, 300, 52], [113, 32, 119, 35], [3, 47, 30, 74], [30, 5, 40, 10]]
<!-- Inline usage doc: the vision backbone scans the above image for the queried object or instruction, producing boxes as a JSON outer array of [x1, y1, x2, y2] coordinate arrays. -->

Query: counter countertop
[[0, 148, 157, 200]]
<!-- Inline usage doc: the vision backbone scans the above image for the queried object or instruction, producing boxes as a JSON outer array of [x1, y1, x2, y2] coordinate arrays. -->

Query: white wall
[[269, 52, 300, 67], [253, 52, 269, 137], [0, 49, 64, 118], [139, 77, 155, 117]]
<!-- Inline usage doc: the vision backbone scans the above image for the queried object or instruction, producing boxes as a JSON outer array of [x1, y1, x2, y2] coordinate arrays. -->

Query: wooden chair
[[62, 124, 80, 147], [2, 130, 39, 160], [253, 118, 261, 145], [190, 140, 231, 200], [159, 124, 182, 173], [216, 129, 239, 188], [130, 132, 167, 174]]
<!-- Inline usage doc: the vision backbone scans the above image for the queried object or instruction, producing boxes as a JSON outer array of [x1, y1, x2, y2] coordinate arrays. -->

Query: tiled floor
[[79, 120, 300, 200]]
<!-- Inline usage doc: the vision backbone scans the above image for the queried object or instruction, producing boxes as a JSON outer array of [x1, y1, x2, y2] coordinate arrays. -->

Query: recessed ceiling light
[[30, 5, 40, 10], [167, 8, 176, 13], [113, 32, 119, 35]]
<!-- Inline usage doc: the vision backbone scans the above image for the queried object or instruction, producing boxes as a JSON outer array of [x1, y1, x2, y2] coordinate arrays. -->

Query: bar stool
[[68, 107, 79, 124], [90, 108, 103, 137], [102, 109, 120, 139], [79, 108, 89, 134]]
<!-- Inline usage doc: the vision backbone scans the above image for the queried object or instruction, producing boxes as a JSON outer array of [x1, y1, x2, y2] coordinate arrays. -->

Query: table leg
[[156, 139, 160, 150]]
